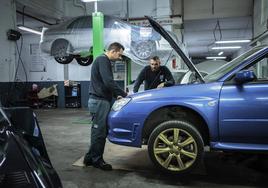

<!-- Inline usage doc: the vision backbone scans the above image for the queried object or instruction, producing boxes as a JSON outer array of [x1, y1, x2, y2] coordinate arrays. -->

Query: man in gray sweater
[[133, 56, 175, 93], [84, 42, 127, 170]]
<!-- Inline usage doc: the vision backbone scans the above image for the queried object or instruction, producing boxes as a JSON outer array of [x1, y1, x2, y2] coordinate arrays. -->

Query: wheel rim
[[133, 41, 155, 59], [56, 44, 68, 57], [76, 56, 93, 66], [80, 58, 89, 64], [53, 40, 72, 63], [55, 56, 67, 62], [153, 128, 198, 171]]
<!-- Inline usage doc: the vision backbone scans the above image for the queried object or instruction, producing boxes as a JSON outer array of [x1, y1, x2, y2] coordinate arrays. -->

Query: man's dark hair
[[108, 42, 125, 52], [150, 56, 160, 62]]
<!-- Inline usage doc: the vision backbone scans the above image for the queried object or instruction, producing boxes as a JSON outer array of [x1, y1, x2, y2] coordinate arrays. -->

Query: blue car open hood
[[145, 16, 205, 83]]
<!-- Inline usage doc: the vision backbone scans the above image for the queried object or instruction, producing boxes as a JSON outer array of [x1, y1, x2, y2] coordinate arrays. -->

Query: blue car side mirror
[[235, 70, 256, 84]]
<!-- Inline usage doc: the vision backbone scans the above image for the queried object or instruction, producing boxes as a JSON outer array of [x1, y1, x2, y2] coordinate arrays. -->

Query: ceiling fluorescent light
[[18, 25, 42, 35], [212, 46, 241, 50], [215, 40, 250, 44], [218, 51, 224, 56], [206, 56, 227, 60]]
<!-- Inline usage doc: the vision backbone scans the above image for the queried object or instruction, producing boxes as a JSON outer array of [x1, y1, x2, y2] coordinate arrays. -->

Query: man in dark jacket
[[83, 42, 127, 170], [133, 56, 175, 93]]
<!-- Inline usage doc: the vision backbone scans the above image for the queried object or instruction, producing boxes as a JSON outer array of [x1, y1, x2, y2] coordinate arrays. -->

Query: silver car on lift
[[40, 15, 163, 66]]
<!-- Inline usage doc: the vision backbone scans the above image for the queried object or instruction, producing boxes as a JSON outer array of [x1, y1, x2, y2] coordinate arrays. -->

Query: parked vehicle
[[40, 15, 169, 66], [173, 59, 227, 84], [108, 16, 268, 174], [0, 106, 62, 187], [195, 59, 227, 74], [172, 70, 208, 84]]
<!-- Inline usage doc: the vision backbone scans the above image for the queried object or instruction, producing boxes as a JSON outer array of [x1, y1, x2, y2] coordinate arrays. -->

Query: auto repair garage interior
[[1, 0, 268, 187]]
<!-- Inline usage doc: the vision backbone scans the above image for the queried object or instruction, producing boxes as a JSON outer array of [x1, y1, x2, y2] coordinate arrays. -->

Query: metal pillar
[[92, 12, 104, 59]]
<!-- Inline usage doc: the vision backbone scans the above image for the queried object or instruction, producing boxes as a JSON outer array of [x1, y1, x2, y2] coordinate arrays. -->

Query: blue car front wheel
[[148, 120, 204, 174]]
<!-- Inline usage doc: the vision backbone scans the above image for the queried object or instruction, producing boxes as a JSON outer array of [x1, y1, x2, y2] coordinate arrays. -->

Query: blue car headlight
[[112, 98, 131, 111]]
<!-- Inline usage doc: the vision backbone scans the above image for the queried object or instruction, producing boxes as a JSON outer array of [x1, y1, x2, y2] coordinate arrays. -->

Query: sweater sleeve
[[99, 59, 127, 97], [163, 66, 175, 87], [133, 67, 146, 93]]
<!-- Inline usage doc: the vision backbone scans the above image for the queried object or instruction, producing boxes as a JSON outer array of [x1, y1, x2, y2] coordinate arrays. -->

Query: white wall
[[0, 0, 16, 82], [68, 61, 91, 81], [84, 0, 171, 18], [18, 34, 61, 81], [16, 33, 91, 81], [97, 0, 156, 18]]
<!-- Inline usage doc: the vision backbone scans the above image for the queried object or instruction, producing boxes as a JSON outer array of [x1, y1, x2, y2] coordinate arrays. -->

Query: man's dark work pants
[[85, 98, 111, 163]]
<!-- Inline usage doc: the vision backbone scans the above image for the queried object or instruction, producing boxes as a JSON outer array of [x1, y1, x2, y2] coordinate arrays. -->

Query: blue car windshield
[[204, 46, 265, 83]]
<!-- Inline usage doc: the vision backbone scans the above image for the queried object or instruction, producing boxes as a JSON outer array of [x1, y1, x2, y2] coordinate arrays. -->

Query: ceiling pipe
[[122, 14, 182, 22], [249, 29, 268, 46], [212, 0, 215, 14], [181, 0, 184, 43], [16, 10, 54, 25], [126, 0, 129, 22], [73, 0, 86, 15]]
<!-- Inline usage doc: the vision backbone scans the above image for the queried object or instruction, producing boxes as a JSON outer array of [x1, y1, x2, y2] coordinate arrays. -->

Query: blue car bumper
[[108, 110, 145, 147]]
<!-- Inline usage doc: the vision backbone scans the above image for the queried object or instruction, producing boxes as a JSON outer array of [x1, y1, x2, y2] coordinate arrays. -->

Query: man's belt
[[89, 93, 105, 99]]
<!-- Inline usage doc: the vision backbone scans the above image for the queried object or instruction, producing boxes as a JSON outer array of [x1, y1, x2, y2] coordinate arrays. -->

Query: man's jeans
[[85, 98, 111, 163]]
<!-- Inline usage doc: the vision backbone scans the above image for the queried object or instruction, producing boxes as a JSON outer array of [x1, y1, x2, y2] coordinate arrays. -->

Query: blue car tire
[[148, 120, 204, 174]]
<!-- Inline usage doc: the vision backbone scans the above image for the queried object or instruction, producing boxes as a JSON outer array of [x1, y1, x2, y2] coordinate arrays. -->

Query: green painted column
[[92, 12, 104, 59], [127, 58, 132, 85]]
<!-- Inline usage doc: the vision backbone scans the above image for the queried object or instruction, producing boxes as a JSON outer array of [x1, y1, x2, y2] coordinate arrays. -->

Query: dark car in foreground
[[0, 106, 62, 187], [108, 16, 268, 174]]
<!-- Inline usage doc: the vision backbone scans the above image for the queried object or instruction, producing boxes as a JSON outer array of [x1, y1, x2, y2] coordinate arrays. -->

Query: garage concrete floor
[[35, 109, 268, 188]]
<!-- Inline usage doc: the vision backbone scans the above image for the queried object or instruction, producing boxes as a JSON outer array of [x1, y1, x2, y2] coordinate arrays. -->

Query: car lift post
[[92, 1, 104, 59]]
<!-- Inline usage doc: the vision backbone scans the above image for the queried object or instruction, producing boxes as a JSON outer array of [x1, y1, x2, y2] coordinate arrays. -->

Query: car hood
[[146, 16, 204, 83], [130, 82, 222, 102]]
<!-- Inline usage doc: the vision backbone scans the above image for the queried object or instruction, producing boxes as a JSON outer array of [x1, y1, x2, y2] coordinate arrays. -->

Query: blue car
[[108, 16, 268, 174]]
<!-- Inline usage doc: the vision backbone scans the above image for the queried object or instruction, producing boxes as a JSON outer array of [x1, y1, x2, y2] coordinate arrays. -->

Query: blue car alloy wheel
[[148, 120, 204, 174]]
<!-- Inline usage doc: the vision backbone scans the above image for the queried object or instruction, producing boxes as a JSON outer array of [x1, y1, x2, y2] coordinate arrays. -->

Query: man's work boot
[[92, 160, 112, 171], [83, 157, 92, 166]]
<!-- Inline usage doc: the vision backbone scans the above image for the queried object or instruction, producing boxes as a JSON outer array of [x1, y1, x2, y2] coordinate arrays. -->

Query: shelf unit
[[42, 95, 57, 108], [64, 84, 81, 108]]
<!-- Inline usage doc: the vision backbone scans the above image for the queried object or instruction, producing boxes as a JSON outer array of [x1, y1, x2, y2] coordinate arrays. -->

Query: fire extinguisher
[[172, 59, 176, 69]]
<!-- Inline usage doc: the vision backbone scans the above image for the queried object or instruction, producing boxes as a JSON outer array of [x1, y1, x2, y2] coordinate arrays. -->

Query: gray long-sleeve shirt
[[89, 54, 127, 102]]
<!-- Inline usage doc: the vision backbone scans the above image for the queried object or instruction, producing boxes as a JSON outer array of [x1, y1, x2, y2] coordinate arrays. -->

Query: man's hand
[[157, 83, 165, 88], [117, 95, 123, 100]]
